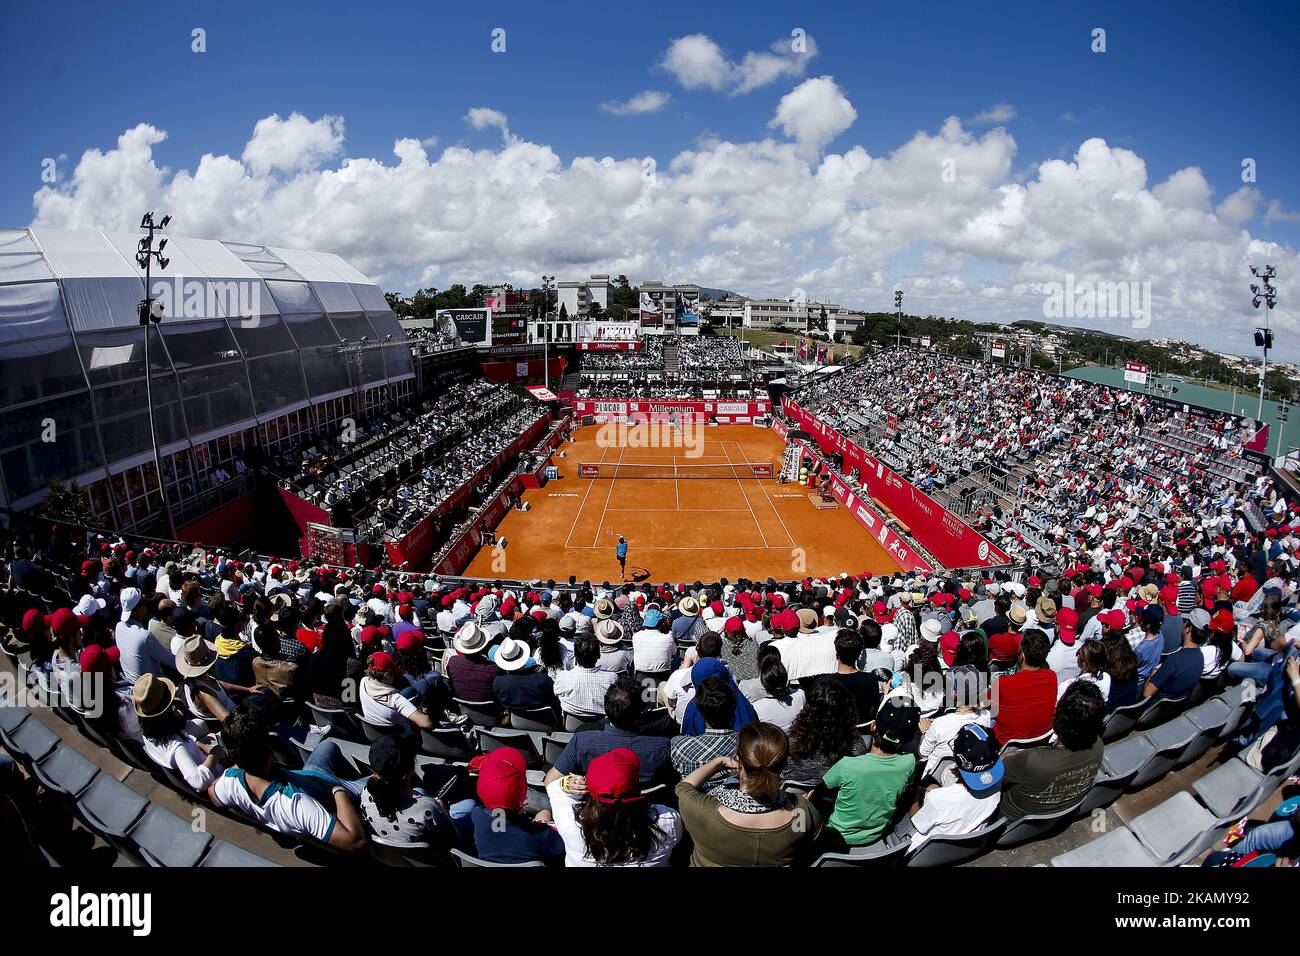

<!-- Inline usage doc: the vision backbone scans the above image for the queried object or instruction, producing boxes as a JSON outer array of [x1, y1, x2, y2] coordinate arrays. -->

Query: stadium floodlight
[[1249, 264, 1279, 419], [541, 275, 557, 389], [894, 290, 904, 349], [134, 210, 176, 540]]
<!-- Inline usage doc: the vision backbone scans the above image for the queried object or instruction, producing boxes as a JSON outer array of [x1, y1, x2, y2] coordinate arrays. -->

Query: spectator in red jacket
[[990, 629, 1057, 747]]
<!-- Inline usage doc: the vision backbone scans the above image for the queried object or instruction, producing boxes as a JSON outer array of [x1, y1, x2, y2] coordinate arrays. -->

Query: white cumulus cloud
[[599, 90, 671, 116], [770, 76, 857, 160]]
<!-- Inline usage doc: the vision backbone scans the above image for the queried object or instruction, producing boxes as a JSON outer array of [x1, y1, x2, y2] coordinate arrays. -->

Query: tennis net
[[578, 461, 774, 479]]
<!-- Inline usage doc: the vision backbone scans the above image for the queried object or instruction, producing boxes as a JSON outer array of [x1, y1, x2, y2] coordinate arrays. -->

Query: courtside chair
[[1102, 700, 1149, 742], [995, 797, 1087, 849], [30, 744, 99, 801], [1128, 717, 1198, 790], [128, 804, 214, 867], [451, 848, 544, 868], [1177, 697, 1230, 768], [905, 817, 1006, 867], [1049, 827, 1160, 867], [811, 840, 909, 867], [199, 840, 280, 867], [1127, 791, 1225, 866]]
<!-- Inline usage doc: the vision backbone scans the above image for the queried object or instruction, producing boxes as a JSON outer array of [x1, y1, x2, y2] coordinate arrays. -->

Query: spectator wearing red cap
[[391, 604, 424, 645], [468, 747, 564, 865], [545, 747, 682, 867], [360, 651, 434, 731], [47, 608, 89, 704], [1158, 584, 1185, 653]]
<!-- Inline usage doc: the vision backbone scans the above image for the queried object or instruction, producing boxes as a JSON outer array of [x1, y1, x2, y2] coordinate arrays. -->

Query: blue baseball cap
[[952, 723, 1004, 794], [642, 608, 663, 628]]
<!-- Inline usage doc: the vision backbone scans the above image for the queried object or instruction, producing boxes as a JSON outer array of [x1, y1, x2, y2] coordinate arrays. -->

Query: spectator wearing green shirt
[[819, 697, 919, 848]]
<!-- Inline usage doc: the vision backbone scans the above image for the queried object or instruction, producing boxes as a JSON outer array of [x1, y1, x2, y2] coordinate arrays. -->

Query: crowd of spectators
[[3, 504, 1298, 866], [275, 381, 545, 541], [795, 350, 1273, 570]]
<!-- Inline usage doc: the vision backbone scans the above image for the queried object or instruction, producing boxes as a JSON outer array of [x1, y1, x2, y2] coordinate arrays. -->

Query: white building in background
[[556, 274, 611, 318], [742, 298, 849, 332]]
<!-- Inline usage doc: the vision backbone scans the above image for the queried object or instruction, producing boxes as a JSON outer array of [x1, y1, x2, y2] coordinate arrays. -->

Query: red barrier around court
[[787, 439, 932, 574], [784, 399, 1011, 570]]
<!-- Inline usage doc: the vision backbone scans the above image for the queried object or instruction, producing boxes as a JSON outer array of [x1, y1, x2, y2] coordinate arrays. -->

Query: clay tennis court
[[464, 424, 901, 583]]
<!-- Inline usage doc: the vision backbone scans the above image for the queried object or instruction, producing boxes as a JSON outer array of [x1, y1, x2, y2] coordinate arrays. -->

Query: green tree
[[41, 477, 94, 525]]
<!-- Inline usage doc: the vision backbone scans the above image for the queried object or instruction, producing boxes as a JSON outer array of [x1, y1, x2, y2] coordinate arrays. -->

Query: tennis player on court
[[616, 535, 629, 580]]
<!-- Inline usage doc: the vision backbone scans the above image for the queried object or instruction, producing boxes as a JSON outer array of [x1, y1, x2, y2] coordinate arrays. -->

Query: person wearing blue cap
[[632, 606, 676, 680], [894, 722, 1003, 851]]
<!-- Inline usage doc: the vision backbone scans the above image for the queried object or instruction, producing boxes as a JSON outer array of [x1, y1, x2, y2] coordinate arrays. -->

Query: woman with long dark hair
[[310, 603, 361, 708], [1100, 632, 1141, 711], [360, 733, 461, 848], [784, 680, 865, 783], [534, 616, 570, 677], [546, 748, 682, 867]]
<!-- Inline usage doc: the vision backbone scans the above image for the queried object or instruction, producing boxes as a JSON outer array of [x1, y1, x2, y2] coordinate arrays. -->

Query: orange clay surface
[[463, 424, 902, 584]]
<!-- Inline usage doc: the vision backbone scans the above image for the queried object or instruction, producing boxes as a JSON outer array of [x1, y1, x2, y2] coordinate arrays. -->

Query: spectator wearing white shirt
[[132, 674, 223, 793], [1056, 641, 1112, 702], [631, 608, 676, 677], [917, 666, 993, 784], [897, 723, 1003, 852], [553, 634, 619, 718]]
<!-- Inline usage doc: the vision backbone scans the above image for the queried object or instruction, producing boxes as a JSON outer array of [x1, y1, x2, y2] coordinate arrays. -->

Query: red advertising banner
[[571, 398, 771, 424], [789, 439, 931, 574], [784, 399, 1011, 569]]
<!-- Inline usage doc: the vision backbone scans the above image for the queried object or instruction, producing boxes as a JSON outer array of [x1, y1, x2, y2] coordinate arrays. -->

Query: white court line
[[720, 440, 769, 549], [729, 439, 797, 549], [604, 508, 751, 513], [564, 443, 608, 549], [591, 446, 624, 547], [564, 545, 777, 551]]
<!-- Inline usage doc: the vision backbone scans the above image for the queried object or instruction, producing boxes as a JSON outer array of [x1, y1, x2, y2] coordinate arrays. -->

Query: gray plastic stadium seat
[[31, 745, 99, 798], [475, 727, 542, 766], [812, 840, 909, 867], [1192, 757, 1266, 821], [1215, 685, 1251, 741], [1134, 693, 1190, 730], [452, 848, 544, 868], [995, 797, 1087, 849], [508, 706, 560, 732], [564, 713, 604, 733], [1102, 733, 1156, 778], [199, 840, 280, 867], [1127, 790, 1223, 866], [541, 733, 574, 766], [419, 726, 473, 761], [76, 773, 150, 854], [1050, 827, 1160, 867], [1128, 717, 1197, 790], [454, 698, 501, 727], [359, 715, 400, 743], [1102, 700, 1148, 742], [1178, 697, 1230, 767], [129, 805, 214, 867], [0, 703, 28, 736], [905, 817, 1006, 867], [5, 712, 60, 765]]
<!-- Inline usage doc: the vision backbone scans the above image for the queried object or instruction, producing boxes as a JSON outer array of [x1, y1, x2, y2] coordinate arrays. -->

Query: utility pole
[[1250, 265, 1278, 420], [135, 211, 176, 540]]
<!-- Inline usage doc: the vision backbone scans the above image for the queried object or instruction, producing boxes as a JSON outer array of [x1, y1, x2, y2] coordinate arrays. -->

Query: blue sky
[[2, 0, 1297, 354]]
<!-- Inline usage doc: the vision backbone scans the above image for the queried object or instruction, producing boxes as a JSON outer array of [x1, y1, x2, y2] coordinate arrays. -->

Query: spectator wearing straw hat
[[491, 635, 556, 711], [133, 673, 224, 793], [445, 622, 500, 703], [594, 619, 632, 676], [175, 635, 236, 723]]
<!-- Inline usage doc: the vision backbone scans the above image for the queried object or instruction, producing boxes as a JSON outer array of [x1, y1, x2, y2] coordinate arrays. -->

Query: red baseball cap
[[1056, 606, 1080, 644], [367, 650, 397, 673], [394, 631, 424, 652], [1098, 610, 1127, 631], [471, 747, 528, 811], [1210, 610, 1236, 634], [1159, 585, 1179, 611], [359, 625, 388, 648], [48, 608, 90, 638], [872, 600, 892, 624], [586, 748, 643, 805], [724, 616, 744, 635], [78, 644, 120, 673]]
